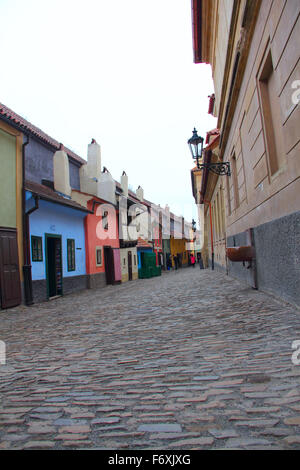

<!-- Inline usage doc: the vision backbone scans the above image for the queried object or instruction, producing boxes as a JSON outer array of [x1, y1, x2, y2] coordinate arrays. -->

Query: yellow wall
[[0, 121, 23, 280], [170, 237, 189, 266]]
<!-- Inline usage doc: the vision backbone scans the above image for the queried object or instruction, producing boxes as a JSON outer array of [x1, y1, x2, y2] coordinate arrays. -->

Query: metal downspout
[[204, 200, 214, 271], [22, 135, 39, 305]]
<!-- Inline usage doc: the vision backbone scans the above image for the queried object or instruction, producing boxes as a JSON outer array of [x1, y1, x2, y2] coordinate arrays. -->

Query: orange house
[[73, 191, 121, 288]]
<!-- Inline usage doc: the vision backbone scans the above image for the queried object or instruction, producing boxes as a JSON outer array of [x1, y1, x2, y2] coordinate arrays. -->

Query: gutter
[[192, 0, 203, 63], [22, 134, 34, 306], [22, 134, 39, 306], [23, 194, 39, 306], [199, 149, 212, 204]]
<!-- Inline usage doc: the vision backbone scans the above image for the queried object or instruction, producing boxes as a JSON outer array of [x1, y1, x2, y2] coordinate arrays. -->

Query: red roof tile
[[205, 128, 220, 144], [137, 237, 153, 248], [25, 180, 91, 213], [0, 102, 86, 165]]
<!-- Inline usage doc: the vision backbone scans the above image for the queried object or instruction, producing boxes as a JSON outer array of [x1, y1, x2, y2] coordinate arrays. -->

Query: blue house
[[0, 102, 90, 304], [25, 180, 90, 302]]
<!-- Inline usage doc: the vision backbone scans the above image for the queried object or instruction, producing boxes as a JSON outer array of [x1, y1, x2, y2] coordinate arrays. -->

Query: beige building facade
[[191, 0, 300, 305]]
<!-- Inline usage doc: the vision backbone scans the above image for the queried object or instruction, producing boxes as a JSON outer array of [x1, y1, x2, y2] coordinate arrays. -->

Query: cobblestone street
[[0, 267, 300, 450]]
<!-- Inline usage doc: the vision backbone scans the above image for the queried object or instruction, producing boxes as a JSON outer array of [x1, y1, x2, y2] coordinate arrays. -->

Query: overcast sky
[[1, 0, 216, 223]]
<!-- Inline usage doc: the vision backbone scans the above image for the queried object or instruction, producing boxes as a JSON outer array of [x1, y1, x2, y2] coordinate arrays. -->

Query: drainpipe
[[203, 199, 214, 270], [23, 195, 39, 305], [22, 134, 31, 305], [199, 148, 214, 270], [22, 135, 39, 305]]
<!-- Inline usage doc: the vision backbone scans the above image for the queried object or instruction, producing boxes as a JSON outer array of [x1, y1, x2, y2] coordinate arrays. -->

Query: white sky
[[0, 0, 217, 223]]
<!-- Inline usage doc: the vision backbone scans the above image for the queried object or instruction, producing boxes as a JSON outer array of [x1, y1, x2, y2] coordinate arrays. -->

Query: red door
[[0, 229, 22, 309]]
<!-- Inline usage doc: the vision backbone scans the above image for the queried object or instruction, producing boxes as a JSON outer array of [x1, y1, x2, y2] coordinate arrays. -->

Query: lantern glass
[[188, 128, 203, 161]]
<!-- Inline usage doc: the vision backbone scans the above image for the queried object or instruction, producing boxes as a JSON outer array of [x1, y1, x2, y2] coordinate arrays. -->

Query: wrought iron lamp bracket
[[196, 161, 231, 176]]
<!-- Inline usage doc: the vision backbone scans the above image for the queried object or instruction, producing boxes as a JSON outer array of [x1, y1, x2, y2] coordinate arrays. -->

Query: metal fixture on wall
[[188, 128, 231, 176]]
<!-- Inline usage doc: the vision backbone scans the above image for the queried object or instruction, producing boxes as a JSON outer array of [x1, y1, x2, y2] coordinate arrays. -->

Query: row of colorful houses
[[0, 102, 195, 309]]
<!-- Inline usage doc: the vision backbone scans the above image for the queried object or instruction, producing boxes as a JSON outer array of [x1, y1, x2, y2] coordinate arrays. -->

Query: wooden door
[[128, 251, 132, 281], [0, 228, 21, 309], [104, 246, 115, 285]]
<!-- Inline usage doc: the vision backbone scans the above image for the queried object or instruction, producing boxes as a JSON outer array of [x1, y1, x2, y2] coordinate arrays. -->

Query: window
[[226, 174, 232, 216], [67, 239, 75, 271], [95, 247, 103, 267], [31, 236, 43, 262], [134, 255, 137, 266], [231, 152, 239, 210], [258, 47, 284, 176], [102, 211, 109, 231]]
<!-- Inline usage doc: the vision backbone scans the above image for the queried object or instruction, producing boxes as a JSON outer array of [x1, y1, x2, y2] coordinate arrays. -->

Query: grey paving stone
[[137, 424, 182, 433], [0, 268, 299, 450], [208, 429, 239, 439]]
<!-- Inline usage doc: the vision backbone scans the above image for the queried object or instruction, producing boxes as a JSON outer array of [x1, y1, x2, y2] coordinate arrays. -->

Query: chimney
[[87, 138, 101, 180], [98, 167, 116, 204], [53, 144, 71, 196], [136, 185, 144, 201], [121, 171, 128, 197]]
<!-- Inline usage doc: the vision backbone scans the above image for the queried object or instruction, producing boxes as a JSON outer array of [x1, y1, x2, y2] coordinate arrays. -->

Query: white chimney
[[53, 144, 71, 196], [87, 139, 101, 180], [98, 168, 116, 205], [121, 171, 128, 197], [136, 185, 144, 201]]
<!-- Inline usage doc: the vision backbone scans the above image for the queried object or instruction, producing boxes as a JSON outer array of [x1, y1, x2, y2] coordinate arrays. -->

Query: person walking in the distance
[[174, 254, 178, 270], [190, 254, 196, 268]]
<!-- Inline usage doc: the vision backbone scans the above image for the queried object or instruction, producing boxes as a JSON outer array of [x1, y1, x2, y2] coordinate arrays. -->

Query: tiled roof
[[205, 132, 220, 150], [205, 128, 219, 144], [25, 180, 91, 213], [137, 237, 153, 249], [0, 102, 86, 165]]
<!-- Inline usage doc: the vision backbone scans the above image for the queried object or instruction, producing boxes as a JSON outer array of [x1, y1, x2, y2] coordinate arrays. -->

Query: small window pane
[[67, 239, 76, 271], [31, 236, 43, 262], [96, 247, 102, 266], [102, 211, 109, 231]]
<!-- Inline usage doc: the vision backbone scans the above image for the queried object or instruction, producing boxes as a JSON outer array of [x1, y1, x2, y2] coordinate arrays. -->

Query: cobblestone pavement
[[0, 268, 300, 450]]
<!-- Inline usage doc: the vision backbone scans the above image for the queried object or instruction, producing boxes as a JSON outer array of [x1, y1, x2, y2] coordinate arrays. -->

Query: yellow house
[[0, 112, 23, 308], [170, 237, 188, 267], [170, 214, 190, 267]]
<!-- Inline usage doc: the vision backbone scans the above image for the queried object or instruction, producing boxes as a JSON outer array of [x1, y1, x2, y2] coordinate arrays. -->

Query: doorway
[[104, 246, 115, 285], [0, 228, 21, 308], [45, 234, 63, 298], [128, 250, 132, 281]]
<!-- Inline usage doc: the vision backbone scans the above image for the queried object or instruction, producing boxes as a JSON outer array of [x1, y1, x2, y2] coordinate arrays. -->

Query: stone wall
[[226, 211, 300, 306]]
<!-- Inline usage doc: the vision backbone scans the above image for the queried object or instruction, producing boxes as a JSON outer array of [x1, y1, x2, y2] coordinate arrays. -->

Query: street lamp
[[192, 219, 196, 232], [188, 128, 204, 167], [188, 128, 231, 176]]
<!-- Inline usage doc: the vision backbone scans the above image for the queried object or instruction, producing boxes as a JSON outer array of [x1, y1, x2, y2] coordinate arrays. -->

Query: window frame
[[95, 246, 103, 267], [31, 235, 43, 262], [102, 211, 109, 231], [67, 238, 76, 272]]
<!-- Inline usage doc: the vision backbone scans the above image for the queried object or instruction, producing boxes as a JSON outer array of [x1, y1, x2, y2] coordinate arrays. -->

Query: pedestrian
[[198, 252, 204, 269], [167, 255, 172, 271], [191, 254, 196, 268], [174, 255, 178, 270]]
